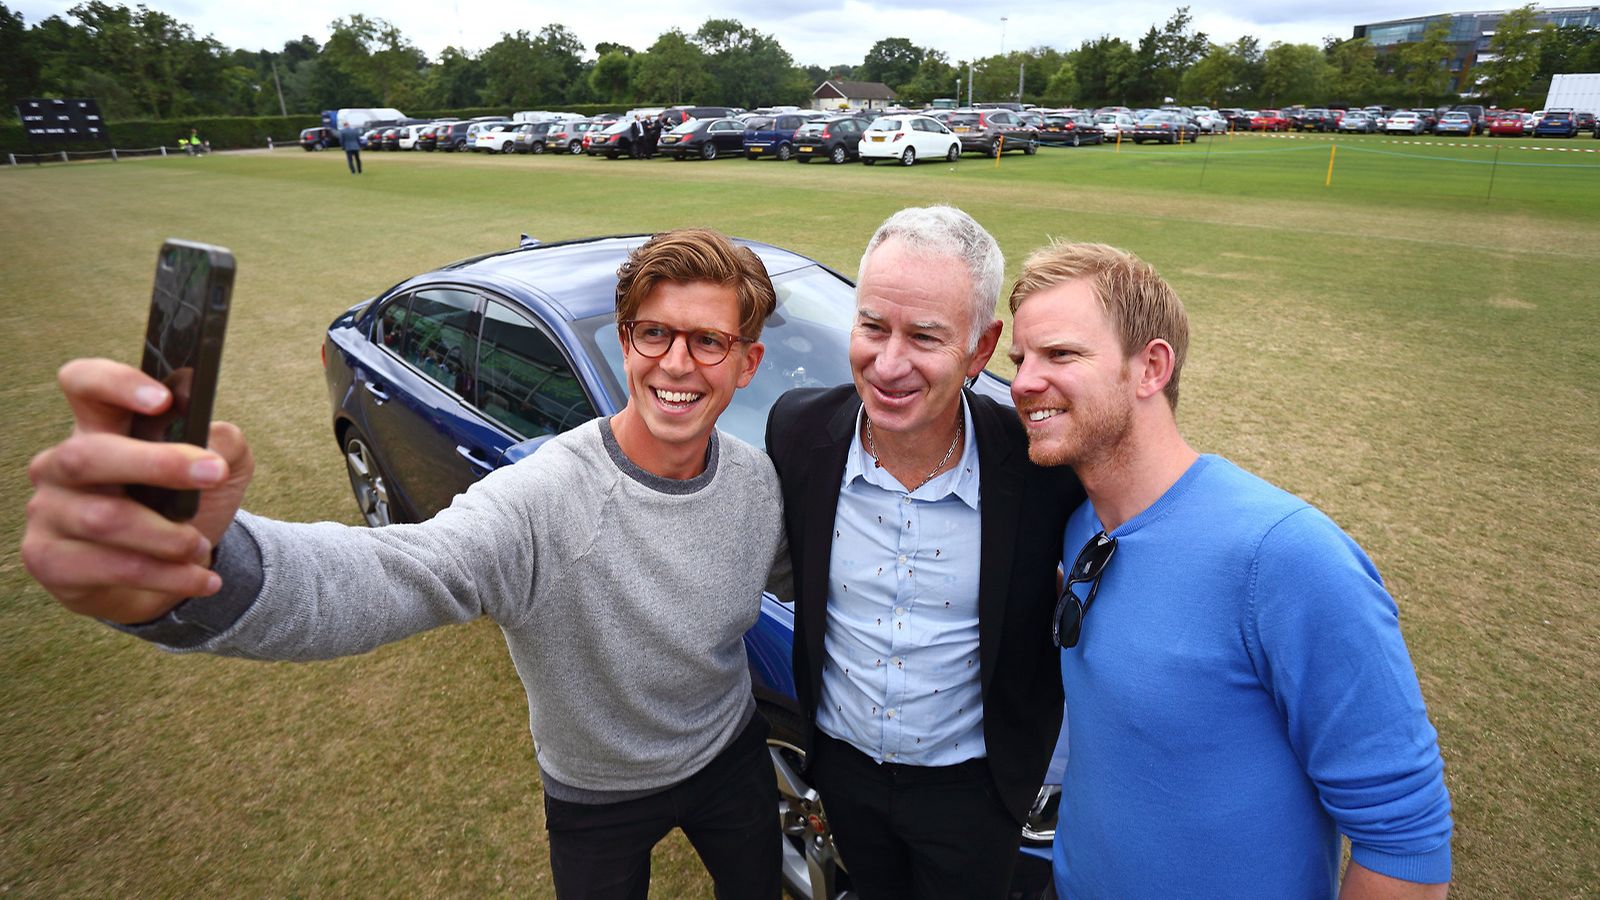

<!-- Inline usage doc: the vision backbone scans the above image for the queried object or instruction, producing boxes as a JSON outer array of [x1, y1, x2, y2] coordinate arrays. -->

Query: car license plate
[[954, 126, 970, 132], [871, 136, 884, 142], [663, 136, 678, 143], [750, 147, 763, 153], [799, 146, 813, 153]]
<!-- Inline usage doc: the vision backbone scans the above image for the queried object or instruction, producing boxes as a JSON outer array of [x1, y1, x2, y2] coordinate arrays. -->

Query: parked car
[[511, 122, 555, 154], [415, 121, 457, 152], [1435, 111, 1475, 136], [1337, 112, 1377, 134], [359, 127, 385, 150], [791, 116, 867, 163], [659, 117, 746, 160], [470, 121, 519, 153], [1038, 113, 1104, 146], [1487, 114, 1528, 137], [1533, 111, 1579, 138], [1219, 108, 1253, 131], [1132, 112, 1199, 144], [741, 113, 809, 160], [434, 121, 475, 152], [379, 126, 405, 151], [1094, 112, 1139, 140], [1250, 110, 1289, 131], [944, 108, 1040, 156], [1452, 104, 1486, 134], [1295, 109, 1339, 132], [299, 126, 337, 151], [545, 119, 596, 154], [586, 120, 644, 159], [1407, 109, 1439, 133], [659, 106, 739, 128], [858, 114, 961, 165], [1384, 111, 1425, 134], [1575, 111, 1597, 133]]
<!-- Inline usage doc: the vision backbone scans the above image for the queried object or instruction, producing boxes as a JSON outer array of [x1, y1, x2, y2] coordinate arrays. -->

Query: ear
[[617, 324, 632, 360], [965, 319, 1004, 378], [734, 341, 765, 389], [1133, 338, 1175, 400]]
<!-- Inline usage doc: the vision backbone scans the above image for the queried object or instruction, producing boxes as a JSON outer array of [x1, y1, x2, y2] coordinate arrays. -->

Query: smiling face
[[1008, 279, 1136, 470], [611, 280, 763, 478], [850, 238, 997, 443]]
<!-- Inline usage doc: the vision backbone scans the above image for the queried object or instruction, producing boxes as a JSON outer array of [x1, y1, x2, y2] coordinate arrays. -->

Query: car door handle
[[364, 382, 388, 404], [456, 446, 493, 470]]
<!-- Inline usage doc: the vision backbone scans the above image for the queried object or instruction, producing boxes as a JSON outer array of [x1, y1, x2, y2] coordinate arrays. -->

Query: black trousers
[[810, 731, 1022, 900], [345, 149, 361, 173], [543, 713, 780, 900]]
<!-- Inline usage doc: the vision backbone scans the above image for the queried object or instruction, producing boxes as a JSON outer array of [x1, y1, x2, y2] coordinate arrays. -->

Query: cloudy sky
[[14, 0, 1435, 64]]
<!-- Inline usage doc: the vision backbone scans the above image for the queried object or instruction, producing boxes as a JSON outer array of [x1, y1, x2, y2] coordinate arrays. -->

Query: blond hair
[[1008, 241, 1189, 410], [615, 229, 777, 339]]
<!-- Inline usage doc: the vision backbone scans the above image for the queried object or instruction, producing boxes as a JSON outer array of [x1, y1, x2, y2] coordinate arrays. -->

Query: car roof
[[415, 235, 826, 321]]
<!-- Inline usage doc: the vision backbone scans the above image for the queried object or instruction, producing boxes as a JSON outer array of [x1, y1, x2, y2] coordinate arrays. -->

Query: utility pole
[[1000, 16, 1008, 55], [1018, 62, 1025, 103], [270, 60, 288, 117], [968, 61, 975, 107]]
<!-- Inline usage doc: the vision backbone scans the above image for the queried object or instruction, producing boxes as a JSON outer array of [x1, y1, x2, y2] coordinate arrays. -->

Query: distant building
[[1354, 6, 1600, 94], [812, 80, 897, 112]]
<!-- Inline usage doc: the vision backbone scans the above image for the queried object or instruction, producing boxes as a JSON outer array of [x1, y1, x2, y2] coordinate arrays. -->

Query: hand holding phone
[[127, 239, 235, 520]]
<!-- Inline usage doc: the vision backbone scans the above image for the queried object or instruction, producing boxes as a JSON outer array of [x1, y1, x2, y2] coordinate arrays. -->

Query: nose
[[659, 332, 698, 377], [1010, 356, 1044, 400], [873, 333, 913, 381]]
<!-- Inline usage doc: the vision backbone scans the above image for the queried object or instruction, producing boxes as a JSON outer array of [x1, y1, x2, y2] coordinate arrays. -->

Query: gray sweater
[[127, 418, 787, 801]]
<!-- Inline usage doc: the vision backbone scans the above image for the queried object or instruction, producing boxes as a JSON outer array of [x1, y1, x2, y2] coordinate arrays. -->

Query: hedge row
[[2, 105, 651, 156]]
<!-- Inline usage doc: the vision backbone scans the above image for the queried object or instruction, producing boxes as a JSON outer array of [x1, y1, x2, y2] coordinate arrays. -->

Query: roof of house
[[813, 80, 897, 101]]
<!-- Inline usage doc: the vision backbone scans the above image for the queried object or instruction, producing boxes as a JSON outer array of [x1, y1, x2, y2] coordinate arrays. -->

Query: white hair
[[857, 205, 1004, 350]]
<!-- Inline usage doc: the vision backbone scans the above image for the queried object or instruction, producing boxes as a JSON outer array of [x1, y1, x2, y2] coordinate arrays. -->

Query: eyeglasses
[[1052, 531, 1117, 649], [619, 319, 753, 367]]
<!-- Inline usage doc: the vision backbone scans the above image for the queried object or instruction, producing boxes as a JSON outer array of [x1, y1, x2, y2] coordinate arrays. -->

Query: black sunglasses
[[1053, 531, 1117, 649]]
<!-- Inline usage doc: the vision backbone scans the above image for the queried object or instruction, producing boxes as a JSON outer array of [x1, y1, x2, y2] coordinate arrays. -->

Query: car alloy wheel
[[901, 146, 917, 166], [1023, 139, 1037, 155], [830, 145, 847, 165], [500, 141, 512, 153], [763, 704, 849, 900], [343, 429, 393, 528], [703, 143, 718, 160], [1070, 133, 1081, 147], [946, 143, 960, 162], [532, 142, 545, 155], [777, 143, 792, 161], [987, 139, 1001, 157]]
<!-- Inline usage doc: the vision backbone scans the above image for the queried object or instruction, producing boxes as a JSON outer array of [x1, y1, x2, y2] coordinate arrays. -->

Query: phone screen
[[128, 240, 234, 519]]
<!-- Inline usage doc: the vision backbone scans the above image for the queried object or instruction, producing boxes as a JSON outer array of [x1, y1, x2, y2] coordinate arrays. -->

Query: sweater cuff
[[107, 517, 265, 649], [1350, 840, 1452, 885]]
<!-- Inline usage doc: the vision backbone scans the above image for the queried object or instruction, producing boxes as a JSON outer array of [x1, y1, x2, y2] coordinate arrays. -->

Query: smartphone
[[126, 239, 236, 520]]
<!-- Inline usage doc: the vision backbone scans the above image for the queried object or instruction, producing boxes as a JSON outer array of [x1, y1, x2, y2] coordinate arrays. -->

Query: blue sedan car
[[321, 234, 1060, 899]]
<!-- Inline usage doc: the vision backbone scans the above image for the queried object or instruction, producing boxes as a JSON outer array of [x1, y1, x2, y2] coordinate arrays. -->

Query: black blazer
[[765, 384, 1083, 823]]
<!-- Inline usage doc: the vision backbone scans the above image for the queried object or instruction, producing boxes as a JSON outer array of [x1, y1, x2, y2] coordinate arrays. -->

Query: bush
[[0, 114, 323, 155]]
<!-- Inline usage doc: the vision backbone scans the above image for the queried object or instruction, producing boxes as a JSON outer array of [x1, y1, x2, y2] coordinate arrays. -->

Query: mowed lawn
[[1, 134, 1596, 896]]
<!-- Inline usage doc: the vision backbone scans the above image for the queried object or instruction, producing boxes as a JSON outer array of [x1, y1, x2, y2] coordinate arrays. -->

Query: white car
[[1385, 111, 1425, 134], [857, 114, 961, 166], [467, 121, 517, 153], [1095, 112, 1138, 139], [396, 124, 431, 151]]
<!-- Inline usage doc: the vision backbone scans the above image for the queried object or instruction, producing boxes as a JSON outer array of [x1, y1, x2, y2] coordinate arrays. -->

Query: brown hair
[[614, 229, 777, 339], [1008, 241, 1189, 411]]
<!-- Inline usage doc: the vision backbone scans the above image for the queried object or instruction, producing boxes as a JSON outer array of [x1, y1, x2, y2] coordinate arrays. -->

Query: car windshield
[[669, 120, 700, 135], [797, 123, 824, 135], [947, 113, 980, 125], [868, 119, 901, 131], [603, 120, 633, 134], [577, 266, 859, 449]]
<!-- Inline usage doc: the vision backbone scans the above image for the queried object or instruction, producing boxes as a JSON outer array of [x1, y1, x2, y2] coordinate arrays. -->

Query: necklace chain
[[865, 413, 964, 492]]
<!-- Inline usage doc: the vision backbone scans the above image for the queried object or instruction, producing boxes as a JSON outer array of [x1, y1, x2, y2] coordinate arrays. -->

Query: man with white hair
[[765, 207, 1082, 897]]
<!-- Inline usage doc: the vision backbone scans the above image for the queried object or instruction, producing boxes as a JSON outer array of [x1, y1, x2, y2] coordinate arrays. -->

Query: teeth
[[655, 389, 702, 404], [1027, 409, 1063, 422]]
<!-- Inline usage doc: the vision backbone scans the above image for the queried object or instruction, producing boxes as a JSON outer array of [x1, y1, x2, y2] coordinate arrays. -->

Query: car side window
[[477, 299, 597, 439], [407, 288, 480, 397]]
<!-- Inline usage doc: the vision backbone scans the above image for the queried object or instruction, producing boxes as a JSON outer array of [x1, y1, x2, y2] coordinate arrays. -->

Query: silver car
[[1385, 111, 1425, 134]]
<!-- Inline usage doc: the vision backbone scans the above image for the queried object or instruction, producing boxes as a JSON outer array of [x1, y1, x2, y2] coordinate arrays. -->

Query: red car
[[1251, 109, 1289, 131], [1488, 114, 1528, 137]]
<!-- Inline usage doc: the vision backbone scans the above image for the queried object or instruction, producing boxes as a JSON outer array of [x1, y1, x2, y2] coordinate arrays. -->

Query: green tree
[[1475, 5, 1541, 106], [478, 24, 583, 107], [1397, 20, 1455, 104], [1325, 37, 1385, 102], [1261, 41, 1330, 106], [859, 37, 923, 90], [633, 29, 709, 105], [896, 51, 957, 105], [0, 3, 42, 105], [1043, 60, 1078, 105], [1073, 36, 1137, 106], [418, 46, 484, 109], [692, 18, 806, 107], [1180, 44, 1243, 105], [590, 49, 633, 102], [323, 14, 426, 107]]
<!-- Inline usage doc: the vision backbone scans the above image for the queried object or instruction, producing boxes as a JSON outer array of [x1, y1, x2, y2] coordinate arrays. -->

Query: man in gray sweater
[[21, 228, 788, 898]]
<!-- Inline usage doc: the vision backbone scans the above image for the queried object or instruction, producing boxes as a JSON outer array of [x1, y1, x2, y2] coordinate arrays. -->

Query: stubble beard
[[1025, 387, 1135, 472]]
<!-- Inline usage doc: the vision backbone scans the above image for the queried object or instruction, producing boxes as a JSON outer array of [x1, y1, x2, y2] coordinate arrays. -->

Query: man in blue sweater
[[1005, 242, 1453, 899]]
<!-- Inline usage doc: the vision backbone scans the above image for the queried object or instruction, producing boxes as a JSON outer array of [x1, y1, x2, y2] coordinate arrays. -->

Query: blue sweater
[[1055, 455, 1452, 898]]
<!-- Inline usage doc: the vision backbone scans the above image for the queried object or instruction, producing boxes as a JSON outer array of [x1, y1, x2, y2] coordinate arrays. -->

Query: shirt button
[[886, 752, 896, 760], [886, 709, 895, 719], [897, 555, 907, 563], [890, 656, 902, 667], [894, 607, 906, 616]]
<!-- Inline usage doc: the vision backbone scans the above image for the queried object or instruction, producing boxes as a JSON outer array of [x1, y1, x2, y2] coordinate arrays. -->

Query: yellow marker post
[[1324, 144, 1336, 187], [1116, 128, 1122, 153], [995, 134, 1004, 168]]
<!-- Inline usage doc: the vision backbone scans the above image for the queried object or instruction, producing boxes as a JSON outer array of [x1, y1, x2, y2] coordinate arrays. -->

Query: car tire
[[1070, 133, 1081, 147], [777, 143, 792, 161], [532, 142, 545, 155], [703, 143, 718, 160], [501, 141, 513, 153], [762, 703, 850, 900], [569, 141, 583, 154], [342, 425, 395, 528], [830, 145, 847, 165], [1023, 139, 1037, 155], [946, 143, 960, 162], [900, 147, 916, 166], [987, 139, 1001, 158]]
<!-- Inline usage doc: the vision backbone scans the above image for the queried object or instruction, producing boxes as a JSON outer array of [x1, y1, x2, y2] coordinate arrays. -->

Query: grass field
[[2, 132, 1597, 896]]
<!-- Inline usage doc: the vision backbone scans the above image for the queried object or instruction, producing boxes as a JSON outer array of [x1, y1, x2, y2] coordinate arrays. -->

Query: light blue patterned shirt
[[815, 397, 985, 765]]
